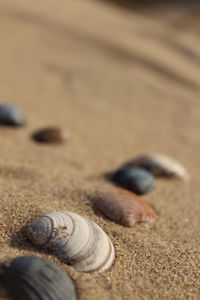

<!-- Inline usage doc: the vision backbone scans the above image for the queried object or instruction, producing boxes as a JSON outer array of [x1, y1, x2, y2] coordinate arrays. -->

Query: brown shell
[[32, 127, 68, 144], [92, 186, 157, 227]]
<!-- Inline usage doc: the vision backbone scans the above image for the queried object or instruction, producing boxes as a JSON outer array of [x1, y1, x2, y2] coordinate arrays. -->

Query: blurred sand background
[[0, 0, 200, 299]]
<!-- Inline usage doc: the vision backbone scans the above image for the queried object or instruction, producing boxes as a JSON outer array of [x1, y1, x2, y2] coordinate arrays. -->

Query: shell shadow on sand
[[0, 165, 42, 182], [10, 223, 46, 254], [99, 0, 200, 10]]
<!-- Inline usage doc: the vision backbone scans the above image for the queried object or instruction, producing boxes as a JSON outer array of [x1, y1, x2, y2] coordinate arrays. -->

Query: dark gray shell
[[0, 256, 77, 300], [0, 104, 25, 126]]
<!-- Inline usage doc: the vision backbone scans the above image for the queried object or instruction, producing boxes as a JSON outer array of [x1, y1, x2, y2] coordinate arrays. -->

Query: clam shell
[[92, 186, 157, 227], [124, 153, 189, 181], [27, 212, 115, 273], [0, 256, 77, 300]]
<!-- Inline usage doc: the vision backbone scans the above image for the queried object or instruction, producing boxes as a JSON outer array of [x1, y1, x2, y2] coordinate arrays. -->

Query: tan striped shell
[[27, 211, 115, 273], [92, 186, 157, 227], [124, 153, 189, 181]]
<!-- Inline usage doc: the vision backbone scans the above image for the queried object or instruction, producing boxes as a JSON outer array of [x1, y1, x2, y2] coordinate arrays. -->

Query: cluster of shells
[[23, 153, 189, 275], [0, 104, 190, 299]]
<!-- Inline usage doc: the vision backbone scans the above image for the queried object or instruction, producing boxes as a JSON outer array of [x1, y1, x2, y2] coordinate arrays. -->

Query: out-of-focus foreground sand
[[0, 0, 200, 299]]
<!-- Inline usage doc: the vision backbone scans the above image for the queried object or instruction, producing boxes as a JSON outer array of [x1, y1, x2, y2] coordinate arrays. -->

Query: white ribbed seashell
[[27, 212, 115, 273], [124, 153, 190, 181]]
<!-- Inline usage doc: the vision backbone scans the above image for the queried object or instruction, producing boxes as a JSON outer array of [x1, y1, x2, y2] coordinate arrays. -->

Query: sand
[[0, 0, 200, 299]]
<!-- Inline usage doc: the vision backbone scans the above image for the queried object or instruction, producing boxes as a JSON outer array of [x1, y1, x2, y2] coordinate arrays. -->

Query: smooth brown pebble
[[32, 127, 68, 144], [92, 186, 157, 227]]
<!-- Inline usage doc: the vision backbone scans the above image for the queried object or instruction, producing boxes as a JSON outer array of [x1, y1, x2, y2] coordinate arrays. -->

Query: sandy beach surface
[[0, 0, 200, 299]]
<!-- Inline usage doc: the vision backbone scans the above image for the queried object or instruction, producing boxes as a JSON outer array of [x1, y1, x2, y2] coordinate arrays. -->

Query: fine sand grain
[[0, 0, 200, 299]]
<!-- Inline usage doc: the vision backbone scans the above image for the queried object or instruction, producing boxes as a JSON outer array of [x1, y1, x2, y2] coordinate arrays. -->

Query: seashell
[[123, 153, 189, 181], [27, 212, 115, 273], [0, 104, 25, 127], [92, 186, 157, 227], [0, 255, 77, 300], [32, 127, 68, 144], [111, 166, 155, 195]]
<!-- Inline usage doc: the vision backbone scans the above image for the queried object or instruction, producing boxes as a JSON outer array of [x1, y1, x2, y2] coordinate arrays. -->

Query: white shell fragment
[[124, 153, 189, 181], [27, 212, 115, 273]]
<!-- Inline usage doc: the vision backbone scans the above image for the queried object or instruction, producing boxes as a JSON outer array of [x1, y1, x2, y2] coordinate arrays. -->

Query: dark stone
[[0, 104, 25, 127], [111, 167, 155, 195]]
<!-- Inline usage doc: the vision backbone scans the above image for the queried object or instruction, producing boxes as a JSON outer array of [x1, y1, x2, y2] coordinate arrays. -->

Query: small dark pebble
[[0, 256, 77, 300], [0, 104, 25, 127], [111, 166, 155, 195], [32, 127, 68, 144]]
